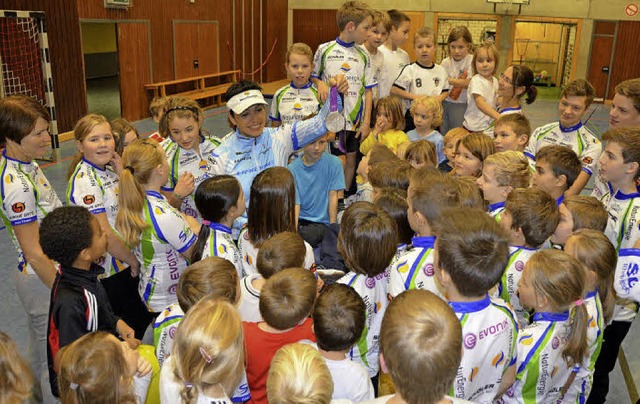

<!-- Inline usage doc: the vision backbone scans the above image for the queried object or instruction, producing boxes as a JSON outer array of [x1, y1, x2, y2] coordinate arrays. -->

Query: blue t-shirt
[[288, 153, 345, 224], [406, 129, 445, 164]]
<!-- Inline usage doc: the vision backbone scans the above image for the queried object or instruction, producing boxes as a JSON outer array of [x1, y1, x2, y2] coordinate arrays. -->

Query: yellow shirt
[[359, 129, 409, 155]]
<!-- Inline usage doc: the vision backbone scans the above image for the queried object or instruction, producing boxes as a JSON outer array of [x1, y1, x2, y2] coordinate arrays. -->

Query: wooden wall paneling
[[292, 9, 338, 58], [197, 22, 219, 76], [594, 21, 616, 36], [1, 0, 86, 132], [587, 35, 614, 99], [262, 0, 287, 82], [174, 22, 198, 79], [608, 21, 640, 97], [117, 21, 151, 121]]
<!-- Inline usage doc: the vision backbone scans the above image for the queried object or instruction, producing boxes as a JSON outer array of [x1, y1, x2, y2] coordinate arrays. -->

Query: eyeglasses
[[499, 73, 513, 85]]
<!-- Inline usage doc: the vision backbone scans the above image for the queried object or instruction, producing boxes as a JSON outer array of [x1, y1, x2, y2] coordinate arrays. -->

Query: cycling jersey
[[153, 302, 184, 367], [269, 81, 321, 125], [497, 246, 538, 329], [201, 222, 243, 277], [388, 236, 444, 299]]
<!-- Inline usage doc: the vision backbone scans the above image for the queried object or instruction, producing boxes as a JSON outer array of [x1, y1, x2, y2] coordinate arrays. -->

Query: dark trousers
[[586, 320, 633, 403], [298, 219, 329, 249]]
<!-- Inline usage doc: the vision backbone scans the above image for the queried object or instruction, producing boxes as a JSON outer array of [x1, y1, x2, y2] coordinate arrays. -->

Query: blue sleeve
[[328, 156, 346, 191], [291, 95, 342, 150]]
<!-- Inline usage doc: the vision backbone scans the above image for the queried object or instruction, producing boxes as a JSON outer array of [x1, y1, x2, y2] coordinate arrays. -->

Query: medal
[[325, 86, 345, 133]]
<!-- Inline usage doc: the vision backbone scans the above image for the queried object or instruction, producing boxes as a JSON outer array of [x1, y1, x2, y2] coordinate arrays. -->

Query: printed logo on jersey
[[293, 102, 303, 111], [551, 336, 560, 349], [340, 63, 351, 73], [423, 263, 434, 276], [589, 315, 596, 328], [39, 177, 49, 187], [463, 332, 477, 349], [582, 157, 593, 165], [397, 260, 409, 273], [83, 195, 95, 205], [245, 254, 253, 266], [365, 276, 376, 289], [169, 325, 177, 338], [468, 367, 479, 382], [374, 301, 382, 313], [519, 334, 534, 345], [4, 174, 14, 183], [434, 77, 441, 87], [11, 202, 25, 213], [515, 260, 525, 272], [199, 159, 208, 171], [550, 365, 558, 378], [492, 351, 506, 368], [154, 206, 166, 215], [218, 244, 227, 255], [168, 283, 178, 294]]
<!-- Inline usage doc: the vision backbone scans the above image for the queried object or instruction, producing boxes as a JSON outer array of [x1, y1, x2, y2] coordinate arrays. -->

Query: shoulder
[[325, 153, 343, 166]]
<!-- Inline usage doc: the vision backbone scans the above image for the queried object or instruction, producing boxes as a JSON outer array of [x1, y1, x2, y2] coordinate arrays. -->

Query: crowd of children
[[2, 1, 640, 404]]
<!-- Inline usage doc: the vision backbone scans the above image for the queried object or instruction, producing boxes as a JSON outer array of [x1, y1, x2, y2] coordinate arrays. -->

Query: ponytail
[[525, 85, 538, 104], [511, 65, 537, 105], [115, 139, 164, 247], [190, 225, 210, 263], [66, 154, 84, 181], [563, 302, 589, 367]]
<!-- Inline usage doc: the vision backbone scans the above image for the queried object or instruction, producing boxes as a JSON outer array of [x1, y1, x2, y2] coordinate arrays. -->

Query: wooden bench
[[145, 70, 240, 109]]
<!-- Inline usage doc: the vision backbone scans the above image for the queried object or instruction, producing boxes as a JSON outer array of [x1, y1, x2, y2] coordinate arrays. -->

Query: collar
[[145, 190, 164, 199], [449, 294, 491, 313], [559, 121, 583, 133], [411, 235, 436, 249], [416, 61, 435, 69], [234, 129, 263, 143], [585, 289, 598, 299], [556, 194, 565, 206], [290, 80, 313, 90], [82, 157, 106, 171], [2, 149, 32, 165], [532, 311, 570, 322], [608, 181, 640, 200], [336, 37, 355, 47], [209, 222, 232, 234], [60, 263, 105, 280], [488, 201, 506, 212]]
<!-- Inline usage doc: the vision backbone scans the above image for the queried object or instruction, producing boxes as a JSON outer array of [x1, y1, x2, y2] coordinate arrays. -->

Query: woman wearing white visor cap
[[213, 79, 345, 235]]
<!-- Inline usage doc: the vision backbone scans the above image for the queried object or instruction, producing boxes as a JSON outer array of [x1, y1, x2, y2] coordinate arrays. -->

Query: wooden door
[[117, 21, 151, 121], [401, 12, 425, 62], [609, 21, 640, 98], [587, 21, 616, 99], [174, 22, 219, 79]]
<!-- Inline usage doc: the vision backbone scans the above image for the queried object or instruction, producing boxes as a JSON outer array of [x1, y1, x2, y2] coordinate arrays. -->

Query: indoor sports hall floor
[[0, 98, 638, 403]]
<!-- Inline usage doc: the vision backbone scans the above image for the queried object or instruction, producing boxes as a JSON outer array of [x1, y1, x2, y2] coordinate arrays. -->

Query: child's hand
[[174, 172, 195, 199], [130, 260, 141, 278], [117, 320, 141, 349], [317, 80, 329, 102], [329, 74, 348, 94], [136, 356, 152, 378], [108, 152, 124, 174]]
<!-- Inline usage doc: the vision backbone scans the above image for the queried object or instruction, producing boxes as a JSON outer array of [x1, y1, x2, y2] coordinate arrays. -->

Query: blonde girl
[[404, 140, 438, 170], [463, 43, 500, 132], [238, 167, 315, 276], [453, 132, 495, 178], [0, 331, 33, 403], [58, 331, 152, 404], [441, 26, 474, 134], [270, 43, 320, 127], [159, 96, 222, 220], [504, 249, 589, 403], [159, 299, 245, 404], [565, 229, 616, 401], [359, 95, 409, 155], [116, 139, 199, 314], [476, 150, 531, 217], [267, 343, 334, 404], [66, 114, 139, 277], [407, 95, 445, 163]]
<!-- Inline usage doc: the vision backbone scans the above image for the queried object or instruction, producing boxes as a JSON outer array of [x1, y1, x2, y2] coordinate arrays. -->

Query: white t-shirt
[[137, 190, 197, 312], [463, 74, 499, 132], [66, 158, 124, 275], [441, 55, 473, 104], [361, 395, 472, 404], [450, 295, 518, 403], [237, 227, 315, 277], [153, 303, 185, 368], [337, 270, 389, 377], [364, 48, 384, 102], [161, 135, 222, 222], [160, 356, 249, 404], [501, 312, 582, 404], [388, 236, 444, 300], [496, 246, 538, 329], [525, 122, 602, 177], [237, 274, 262, 322], [201, 222, 243, 277], [269, 81, 321, 125], [378, 45, 410, 99], [393, 62, 449, 111]]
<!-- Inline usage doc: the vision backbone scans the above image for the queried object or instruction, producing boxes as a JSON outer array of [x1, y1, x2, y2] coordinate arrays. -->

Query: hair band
[[201, 219, 211, 226], [69, 382, 79, 390], [184, 382, 194, 388], [165, 106, 199, 118], [574, 298, 584, 306], [199, 346, 213, 363], [125, 165, 135, 174]]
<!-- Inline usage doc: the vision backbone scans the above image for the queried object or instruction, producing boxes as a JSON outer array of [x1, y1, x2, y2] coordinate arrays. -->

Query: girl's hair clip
[[199, 346, 213, 363], [574, 298, 584, 307], [184, 382, 194, 389], [69, 382, 79, 390], [201, 219, 212, 226], [165, 106, 199, 118]]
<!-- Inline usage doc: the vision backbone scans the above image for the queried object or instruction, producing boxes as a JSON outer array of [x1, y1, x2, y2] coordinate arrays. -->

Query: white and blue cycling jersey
[[497, 246, 538, 329], [153, 302, 184, 367], [201, 222, 243, 277], [137, 190, 197, 312], [615, 249, 640, 304], [575, 289, 604, 401], [488, 201, 506, 220], [387, 236, 444, 299], [450, 295, 518, 404]]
